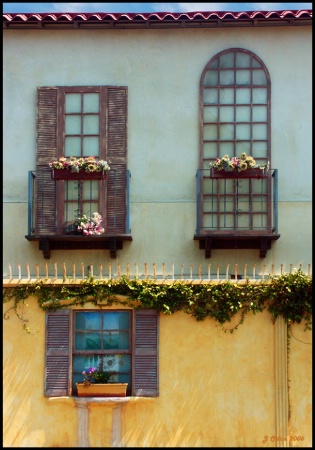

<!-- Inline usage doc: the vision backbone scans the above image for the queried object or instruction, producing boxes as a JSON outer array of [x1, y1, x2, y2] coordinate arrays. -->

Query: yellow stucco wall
[[3, 295, 312, 447]]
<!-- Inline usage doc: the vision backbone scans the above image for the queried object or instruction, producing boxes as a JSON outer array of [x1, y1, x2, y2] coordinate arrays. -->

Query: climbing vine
[[3, 269, 312, 333]]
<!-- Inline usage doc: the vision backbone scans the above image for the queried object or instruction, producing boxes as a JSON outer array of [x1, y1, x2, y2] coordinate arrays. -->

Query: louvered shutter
[[44, 310, 71, 397], [36, 87, 58, 234], [106, 87, 128, 233], [133, 310, 159, 397]]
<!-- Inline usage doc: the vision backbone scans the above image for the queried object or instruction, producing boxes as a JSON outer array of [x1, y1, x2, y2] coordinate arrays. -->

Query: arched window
[[195, 48, 280, 258]]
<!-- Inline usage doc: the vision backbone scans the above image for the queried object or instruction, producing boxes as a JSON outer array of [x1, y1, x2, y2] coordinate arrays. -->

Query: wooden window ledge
[[25, 235, 132, 259], [194, 233, 280, 258]]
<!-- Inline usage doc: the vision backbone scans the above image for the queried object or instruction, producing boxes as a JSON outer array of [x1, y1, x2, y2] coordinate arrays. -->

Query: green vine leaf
[[3, 269, 312, 334]]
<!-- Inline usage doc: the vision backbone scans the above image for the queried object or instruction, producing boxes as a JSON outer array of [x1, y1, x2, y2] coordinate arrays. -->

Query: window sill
[[47, 396, 155, 405], [194, 232, 280, 258], [25, 234, 132, 259]]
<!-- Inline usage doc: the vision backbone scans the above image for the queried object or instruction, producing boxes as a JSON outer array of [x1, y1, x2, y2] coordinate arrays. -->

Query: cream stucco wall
[[3, 297, 312, 447], [2, 202, 312, 279], [3, 26, 312, 276]]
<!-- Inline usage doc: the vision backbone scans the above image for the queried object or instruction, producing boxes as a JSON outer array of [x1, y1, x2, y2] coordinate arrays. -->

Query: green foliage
[[265, 270, 312, 329], [3, 269, 312, 333]]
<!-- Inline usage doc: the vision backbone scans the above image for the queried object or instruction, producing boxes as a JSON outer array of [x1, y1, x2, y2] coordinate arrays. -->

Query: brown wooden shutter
[[36, 87, 58, 234], [133, 309, 159, 397], [44, 310, 71, 397], [106, 87, 128, 233]]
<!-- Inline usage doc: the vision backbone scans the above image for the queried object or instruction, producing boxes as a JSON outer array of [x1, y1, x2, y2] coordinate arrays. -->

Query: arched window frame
[[195, 48, 280, 258]]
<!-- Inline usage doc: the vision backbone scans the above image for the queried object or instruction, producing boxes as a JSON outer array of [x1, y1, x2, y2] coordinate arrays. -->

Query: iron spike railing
[[3, 261, 311, 286]]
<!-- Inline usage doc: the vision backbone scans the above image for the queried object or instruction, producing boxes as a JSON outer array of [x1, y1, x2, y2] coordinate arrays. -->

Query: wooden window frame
[[72, 310, 132, 396], [45, 309, 159, 398], [194, 48, 280, 258], [25, 85, 132, 258]]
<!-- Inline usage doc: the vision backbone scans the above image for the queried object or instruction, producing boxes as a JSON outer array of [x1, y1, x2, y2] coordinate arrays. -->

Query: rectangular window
[[44, 309, 159, 397], [35, 86, 128, 236], [72, 310, 132, 395]]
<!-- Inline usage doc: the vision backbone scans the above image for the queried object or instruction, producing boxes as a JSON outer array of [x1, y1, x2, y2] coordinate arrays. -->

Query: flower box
[[51, 169, 106, 180], [76, 383, 128, 398], [211, 168, 267, 179]]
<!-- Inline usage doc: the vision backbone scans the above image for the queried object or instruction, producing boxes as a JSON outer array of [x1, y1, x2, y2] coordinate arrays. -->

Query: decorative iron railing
[[3, 261, 311, 283], [27, 170, 131, 235], [196, 168, 278, 234]]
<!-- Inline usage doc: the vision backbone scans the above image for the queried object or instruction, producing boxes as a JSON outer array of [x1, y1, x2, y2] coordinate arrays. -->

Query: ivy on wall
[[3, 269, 312, 333]]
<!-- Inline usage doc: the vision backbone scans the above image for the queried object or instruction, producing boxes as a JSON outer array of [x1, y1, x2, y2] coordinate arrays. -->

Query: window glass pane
[[219, 52, 234, 68], [252, 88, 267, 104], [65, 181, 80, 200], [203, 124, 218, 140], [236, 88, 251, 104], [237, 212, 250, 229], [252, 124, 267, 140], [220, 124, 234, 140], [66, 94, 81, 113], [219, 142, 234, 154], [204, 197, 218, 213], [104, 312, 130, 330], [204, 88, 218, 104], [252, 106, 267, 122], [252, 141, 267, 156], [82, 180, 99, 200], [221, 197, 234, 213], [219, 70, 234, 85], [203, 142, 218, 160], [236, 70, 251, 86], [72, 355, 132, 385], [236, 106, 251, 122], [102, 354, 131, 372], [236, 142, 251, 154], [83, 93, 99, 113], [252, 182, 268, 195], [75, 332, 102, 350], [235, 52, 250, 68], [221, 214, 234, 229], [83, 137, 99, 155], [209, 58, 219, 69], [104, 331, 130, 350], [253, 214, 267, 229], [64, 202, 79, 225], [203, 70, 219, 86], [65, 137, 81, 155], [83, 115, 99, 135], [65, 115, 81, 135], [203, 106, 218, 121], [219, 88, 234, 104], [220, 106, 234, 122], [203, 214, 218, 230], [252, 58, 263, 69], [253, 70, 267, 85], [76, 312, 102, 329], [81, 203, 101, 218], [236, 124, 251, 140]]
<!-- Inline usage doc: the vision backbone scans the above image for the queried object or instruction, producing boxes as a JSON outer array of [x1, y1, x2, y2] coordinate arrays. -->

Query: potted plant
[[50, 156, 110, 180], [75, 212, 105, 235], [76, 361, 128, 398], [209, 152, 269, 178]]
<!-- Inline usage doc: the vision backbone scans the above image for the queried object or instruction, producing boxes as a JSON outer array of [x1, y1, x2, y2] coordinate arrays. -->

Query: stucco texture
[[3, 298, 312, 447], [3, 26, 312, 274]]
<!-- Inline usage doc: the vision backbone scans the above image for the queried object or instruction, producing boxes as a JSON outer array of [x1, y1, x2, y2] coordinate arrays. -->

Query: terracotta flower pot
[[76, 383, 128, 397]]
